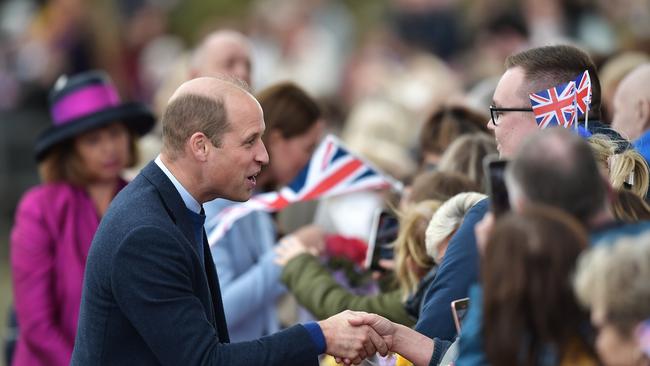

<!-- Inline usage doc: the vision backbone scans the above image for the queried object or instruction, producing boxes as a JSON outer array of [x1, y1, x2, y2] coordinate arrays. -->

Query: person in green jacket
[[275, 199, 441, 326], [274, 170, 482, 328]]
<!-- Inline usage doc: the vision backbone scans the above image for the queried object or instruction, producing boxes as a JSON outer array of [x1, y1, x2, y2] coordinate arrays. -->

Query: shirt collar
[[155, 155, 202, 214]]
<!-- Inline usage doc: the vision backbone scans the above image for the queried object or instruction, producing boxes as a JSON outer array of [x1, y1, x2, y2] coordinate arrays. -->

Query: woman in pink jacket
[[10, 70, 154, 366]]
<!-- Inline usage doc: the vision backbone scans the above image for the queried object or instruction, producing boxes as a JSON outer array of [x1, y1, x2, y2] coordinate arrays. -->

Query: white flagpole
[[572, 81, 578, 130]]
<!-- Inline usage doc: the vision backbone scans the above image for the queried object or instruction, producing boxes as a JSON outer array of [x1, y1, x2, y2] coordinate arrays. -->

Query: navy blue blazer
[[72, 161, 320, 365]]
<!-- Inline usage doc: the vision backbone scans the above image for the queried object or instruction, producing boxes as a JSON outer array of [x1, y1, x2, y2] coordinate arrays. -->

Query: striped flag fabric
[[529, 81, 578, 129], [206, 134, 402, 245], [574, 70, 592, 116]]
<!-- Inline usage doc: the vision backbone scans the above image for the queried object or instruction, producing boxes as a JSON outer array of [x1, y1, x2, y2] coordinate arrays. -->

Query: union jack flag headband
[[529, 70, 592, 130]]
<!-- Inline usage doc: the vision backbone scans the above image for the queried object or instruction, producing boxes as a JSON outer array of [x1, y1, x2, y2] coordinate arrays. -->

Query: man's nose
[[257, 141, 269, 165], [487, 118, 496, 130]]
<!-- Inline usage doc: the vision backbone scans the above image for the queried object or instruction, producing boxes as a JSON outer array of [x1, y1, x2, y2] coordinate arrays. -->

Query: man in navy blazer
[[71, 77, 387, 365]]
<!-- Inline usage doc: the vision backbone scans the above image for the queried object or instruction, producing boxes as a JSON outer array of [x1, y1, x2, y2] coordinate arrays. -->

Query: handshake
[[318, 310, 432, 366]]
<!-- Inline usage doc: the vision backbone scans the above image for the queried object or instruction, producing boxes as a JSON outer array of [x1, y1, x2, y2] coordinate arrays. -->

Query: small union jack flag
[[574, 70, 592, 116], [205, 135, 402, 245], [529, 81, 577, 129]]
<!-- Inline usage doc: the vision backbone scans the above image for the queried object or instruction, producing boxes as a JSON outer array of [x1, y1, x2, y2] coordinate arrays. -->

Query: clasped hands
[[318, 310, 398, 365], [274, 227, 423, 364]]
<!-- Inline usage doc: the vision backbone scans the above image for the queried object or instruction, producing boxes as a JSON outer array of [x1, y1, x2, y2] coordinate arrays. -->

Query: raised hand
[[274, 235, 312, 266], [291, 224, 326, 255], [318, 310, 389, 365]]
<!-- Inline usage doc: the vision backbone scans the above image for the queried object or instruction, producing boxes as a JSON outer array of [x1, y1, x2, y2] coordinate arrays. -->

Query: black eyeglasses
[[489, 106, 533, 126]]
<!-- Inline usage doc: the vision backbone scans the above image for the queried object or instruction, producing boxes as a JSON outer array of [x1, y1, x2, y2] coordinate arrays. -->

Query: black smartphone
[[451, 297, 470, 334], [364, 209, 399, 271], [483, 155, 510, 217]]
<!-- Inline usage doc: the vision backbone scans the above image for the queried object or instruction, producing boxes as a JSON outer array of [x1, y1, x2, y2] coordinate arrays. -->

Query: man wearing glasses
[[486, 45, 602, 158], [410, 44, 605, 366]]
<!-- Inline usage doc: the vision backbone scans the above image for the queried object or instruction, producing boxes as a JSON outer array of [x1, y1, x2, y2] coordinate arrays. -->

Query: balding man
[[611, 64, 650, 162], [71, 77, 386, 365], [190, 30, 252, 86]]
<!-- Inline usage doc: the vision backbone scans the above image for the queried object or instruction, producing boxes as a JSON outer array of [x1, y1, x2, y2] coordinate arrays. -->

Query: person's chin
[[229, 190, 253, 202]]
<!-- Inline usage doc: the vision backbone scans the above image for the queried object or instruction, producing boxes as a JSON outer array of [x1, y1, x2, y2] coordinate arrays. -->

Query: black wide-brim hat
[[34, 70, 156, 161]]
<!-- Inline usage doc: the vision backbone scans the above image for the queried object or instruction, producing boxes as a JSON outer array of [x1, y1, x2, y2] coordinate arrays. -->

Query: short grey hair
[[573, 231, 650, 334], [426, 192, 487, 262]]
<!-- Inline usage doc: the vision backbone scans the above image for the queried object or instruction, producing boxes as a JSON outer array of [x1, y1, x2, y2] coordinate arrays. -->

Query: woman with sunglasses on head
[[10, 71, 154, 366]]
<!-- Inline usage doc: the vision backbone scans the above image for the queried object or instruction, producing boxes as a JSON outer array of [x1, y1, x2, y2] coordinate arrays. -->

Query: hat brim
[[35, 103, 155, 161]]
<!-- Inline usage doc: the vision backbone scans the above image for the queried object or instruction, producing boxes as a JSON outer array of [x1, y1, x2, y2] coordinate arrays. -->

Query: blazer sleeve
[[111, 225, 319, 366], [282, 253, 415, 326], [10, 190, 72, 365], [210, 211, 286, 329], [414, 199, 489, 341]]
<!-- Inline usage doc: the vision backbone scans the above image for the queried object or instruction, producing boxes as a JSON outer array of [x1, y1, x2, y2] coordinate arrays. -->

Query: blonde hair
[[426, 192, 487, 262], [574, 232, 650, 335], [588, 134, 649, 198], [394, 200, 442, 298], [612, 188, 650, 222], [437, 133, 497, 190]]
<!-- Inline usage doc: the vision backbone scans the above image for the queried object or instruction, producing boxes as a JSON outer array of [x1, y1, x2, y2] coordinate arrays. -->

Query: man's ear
[[638, 98, 650, 132], [188, 132, 209, 162]]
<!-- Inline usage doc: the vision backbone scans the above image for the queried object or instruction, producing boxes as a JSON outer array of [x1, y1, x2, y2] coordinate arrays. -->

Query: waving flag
[[574, 70, 592, 116], [529, 81, 577, 129], [206, 134, 403, 245]]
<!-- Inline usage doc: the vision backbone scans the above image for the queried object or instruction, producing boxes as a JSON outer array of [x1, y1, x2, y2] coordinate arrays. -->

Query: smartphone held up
[[483, 154, 510, 217], [365, 209, 399, 272]]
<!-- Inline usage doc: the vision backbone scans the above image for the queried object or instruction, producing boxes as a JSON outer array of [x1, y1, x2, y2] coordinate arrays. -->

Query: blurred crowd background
[[0, 0, 649, 364]]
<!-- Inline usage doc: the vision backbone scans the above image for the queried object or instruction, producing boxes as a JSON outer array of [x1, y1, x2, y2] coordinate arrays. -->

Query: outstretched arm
[[348, 313, 434, 366], [279, 250, 414, 326], [113, 226, 386, 365]]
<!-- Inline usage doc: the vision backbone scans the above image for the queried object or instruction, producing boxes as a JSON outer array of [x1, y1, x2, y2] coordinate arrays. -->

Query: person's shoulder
[[99, 182, 169, 242], [456, 198, 489, 229], [16, 182, 81, 213], [21, 182, 76, 199], [111, 175, 158, 209], [469, 198, 490, 212], [591, 220, 650, 246]]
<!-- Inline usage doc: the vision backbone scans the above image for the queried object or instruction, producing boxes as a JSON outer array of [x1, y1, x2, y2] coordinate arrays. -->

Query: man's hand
[[347, 313, 396, 350], [348, 313, 435, 366], [318, 310, 388, 365]]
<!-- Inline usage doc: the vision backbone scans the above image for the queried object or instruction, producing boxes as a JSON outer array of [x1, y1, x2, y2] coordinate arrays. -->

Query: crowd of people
[[3, 1, 650, 366]]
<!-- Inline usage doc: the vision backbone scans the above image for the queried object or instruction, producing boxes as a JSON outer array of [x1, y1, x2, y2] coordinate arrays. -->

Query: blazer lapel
[[203, 237, 230, 343], [140, 161, 228, 339]]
